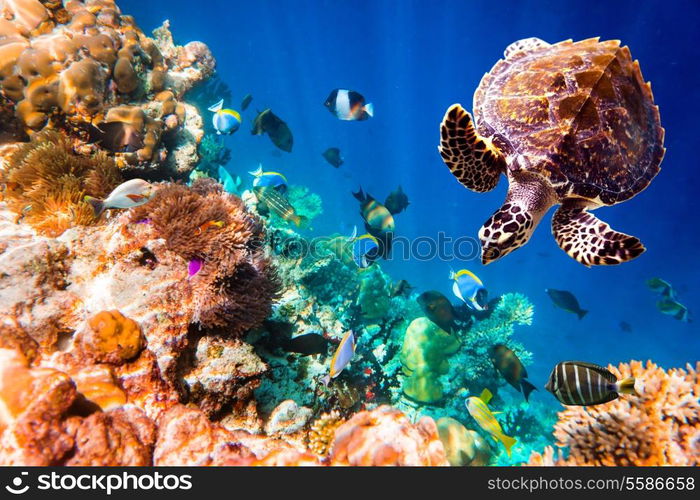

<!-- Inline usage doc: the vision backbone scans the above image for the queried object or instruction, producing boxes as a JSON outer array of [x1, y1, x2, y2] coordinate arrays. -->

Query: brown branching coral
[[308, 410, 344, 456], [0, 130, 121, 236], [527, 360, 700, 466], [129, 179, 279, 334]]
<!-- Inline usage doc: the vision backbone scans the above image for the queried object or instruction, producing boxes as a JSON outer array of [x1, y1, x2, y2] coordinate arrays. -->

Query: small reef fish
[[324, 89, 374, 121], [254, 186, 303, 227], [218, 166, 242, 194], [390, 279, 413, 298], [89, 121, 144, 153], [249, 164, 288, 192], [465, 388, 516, 457], [285, 332, 329, 356], [323, 330, 356, 384], [196, 220, 224, 235], [240, 94, 253, 111], [188, 259, 203, 277], [85, 179, 154, 216], [545, 288, 587, 319], [546, 361, 638, 406], [384, 185, 409, 215], [656, 298, 690, 321], [252, 109, 293, 152], [352, 187, 395, 235], [646, 277, 675, 298], [490, 345, 537, 402], [349, 226, 380, 268], [208, 99, 242, 135], [322, 147, 344, 168], [619, 321, 633, 333], [451, 269, 488, 311], [417, 290, 457, 333]]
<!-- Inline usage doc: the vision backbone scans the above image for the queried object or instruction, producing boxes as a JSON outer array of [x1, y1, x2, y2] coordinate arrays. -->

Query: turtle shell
[[474, 38, 664, 205]]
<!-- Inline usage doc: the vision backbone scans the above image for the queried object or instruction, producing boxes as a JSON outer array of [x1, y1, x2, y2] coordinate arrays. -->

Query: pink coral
[[329, 405, 449, 466], [528, 360, 700, 466]]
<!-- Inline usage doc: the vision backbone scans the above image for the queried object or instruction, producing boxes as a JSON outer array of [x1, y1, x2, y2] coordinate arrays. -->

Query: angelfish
[[545, 361, 638, 406], [322, 330, 356, 385], [85, 179, 154, 216], [208, 99, 241, 135], [451, 269, 488, 311], [465, 388, 516, 457]]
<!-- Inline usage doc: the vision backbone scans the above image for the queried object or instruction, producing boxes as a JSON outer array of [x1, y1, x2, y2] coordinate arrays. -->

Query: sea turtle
[[439, 37, 664, 266]]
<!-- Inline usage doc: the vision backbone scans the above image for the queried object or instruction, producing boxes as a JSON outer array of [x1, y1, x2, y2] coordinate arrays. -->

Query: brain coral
[[527, 360, 700, 466], [0, 0, 213, 178]]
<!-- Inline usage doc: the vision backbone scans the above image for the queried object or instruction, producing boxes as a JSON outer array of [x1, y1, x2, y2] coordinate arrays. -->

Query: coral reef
[[0, 129, 121, 236], [0, 0, 213, 178], [527, 361, 700, 466], [308, 410, 344, 456], [329, 405, 448, 466], [436, 417, 492, 466], [81, 310, 143, 364]]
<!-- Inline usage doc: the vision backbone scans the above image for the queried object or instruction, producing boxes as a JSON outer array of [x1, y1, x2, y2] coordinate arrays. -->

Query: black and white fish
[[324, 89, 374, 121], [545, 361, 637, 406]]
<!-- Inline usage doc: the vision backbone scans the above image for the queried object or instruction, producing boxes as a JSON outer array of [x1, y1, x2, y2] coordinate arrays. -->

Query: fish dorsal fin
[[567, 361, 616, 383], [504, 37, 551, 60], [208, 99, 224, 112], [479, 388, 493, 404], [456, 269, 483, 286]]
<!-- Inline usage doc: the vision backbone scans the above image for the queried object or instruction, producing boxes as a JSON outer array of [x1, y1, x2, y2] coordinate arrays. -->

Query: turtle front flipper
[[439, 104, 506, 193], [552, 202, 645, 266]]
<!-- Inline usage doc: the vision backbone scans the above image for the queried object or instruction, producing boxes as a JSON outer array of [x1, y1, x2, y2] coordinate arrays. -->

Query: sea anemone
[[0, 130, 121, 236], [129, 179, 280, 334]]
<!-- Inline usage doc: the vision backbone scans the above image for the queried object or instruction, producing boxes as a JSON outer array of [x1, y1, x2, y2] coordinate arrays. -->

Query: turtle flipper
[[552, 203, 645, 266], [439, 104, 506, 193]]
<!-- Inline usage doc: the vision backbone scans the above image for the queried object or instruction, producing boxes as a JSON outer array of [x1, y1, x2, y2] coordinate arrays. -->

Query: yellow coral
[[84, 310, 143, 365], [527, 360, 700, 466], [308, 410, 344, 456]]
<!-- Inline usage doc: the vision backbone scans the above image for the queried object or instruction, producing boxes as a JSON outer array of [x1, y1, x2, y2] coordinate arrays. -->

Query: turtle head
[[478, 200, 536, 264]]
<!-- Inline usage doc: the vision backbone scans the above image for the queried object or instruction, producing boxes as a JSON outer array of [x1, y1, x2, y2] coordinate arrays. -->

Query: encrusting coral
[[527, 360, 700, 466], [308, 410, 344, 456], [81, 309, 143, 364], [0, 129, 121, 236], [0, 0, 213, 177], [129, 179, 280, 332]]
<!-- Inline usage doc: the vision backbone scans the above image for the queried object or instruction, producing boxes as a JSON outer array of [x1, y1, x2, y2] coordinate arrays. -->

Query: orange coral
[[0, 129, 121, 236], [329, 405, 449, 466], [129, 180, 280, 333], [527, 360, 700, 466], [82, 310, 143, 364]]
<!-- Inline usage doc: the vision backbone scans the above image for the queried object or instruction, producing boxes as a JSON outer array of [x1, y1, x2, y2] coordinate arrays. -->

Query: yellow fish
[[465, 388, 516, 457]]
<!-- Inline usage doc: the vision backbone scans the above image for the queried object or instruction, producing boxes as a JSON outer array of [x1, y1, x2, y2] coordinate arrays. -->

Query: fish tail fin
[[521, 379, 538, 402], [352, 187, 366, 202], [248, 164, 263, 177], [208, 99, 224, 112], [500, 433, 517, 458], [577, 309, 588, 319], [617, 377, 638, 396], [290, 215, 307, 228], [84, 196, 105, 217], [364, 102, 374, 118]]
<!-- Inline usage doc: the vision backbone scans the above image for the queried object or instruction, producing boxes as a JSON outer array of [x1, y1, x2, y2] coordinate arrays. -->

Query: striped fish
[[254, 186, 303, 227], [465, 388, 517, 457], [352, 188, 395, 235], [545, 361, 637, 406]]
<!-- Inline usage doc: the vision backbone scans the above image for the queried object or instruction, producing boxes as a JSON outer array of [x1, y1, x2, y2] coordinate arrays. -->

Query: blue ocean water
[[122, 0, 699, 388]]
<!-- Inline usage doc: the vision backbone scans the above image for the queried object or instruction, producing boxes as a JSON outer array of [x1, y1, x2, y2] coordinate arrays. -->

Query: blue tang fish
[[349, 226, 379, 268], [451, 269, 488, 311], [322, 330, 356, 385], [249, 164, 287, 193], [208, 99, 241, 135]]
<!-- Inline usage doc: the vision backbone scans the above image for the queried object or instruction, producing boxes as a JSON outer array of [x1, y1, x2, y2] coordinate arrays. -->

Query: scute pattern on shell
[[475, 38, 664, 205]]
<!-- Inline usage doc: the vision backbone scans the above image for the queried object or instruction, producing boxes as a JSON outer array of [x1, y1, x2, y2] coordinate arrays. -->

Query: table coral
[[0, 0, 213, 177], [527, 360, 700, 466], [329, 405, 449, 466]]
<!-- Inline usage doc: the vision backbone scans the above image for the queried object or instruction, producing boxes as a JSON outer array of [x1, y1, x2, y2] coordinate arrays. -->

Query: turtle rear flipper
[[439, 104, 506, 193], [552, 203, 645, 266]]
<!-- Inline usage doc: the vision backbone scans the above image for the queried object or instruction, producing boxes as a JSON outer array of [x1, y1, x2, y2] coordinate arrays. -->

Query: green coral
[[400, 317, 461, 404], [286, 185, 323, 223], [356, 266, 391, 320]]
